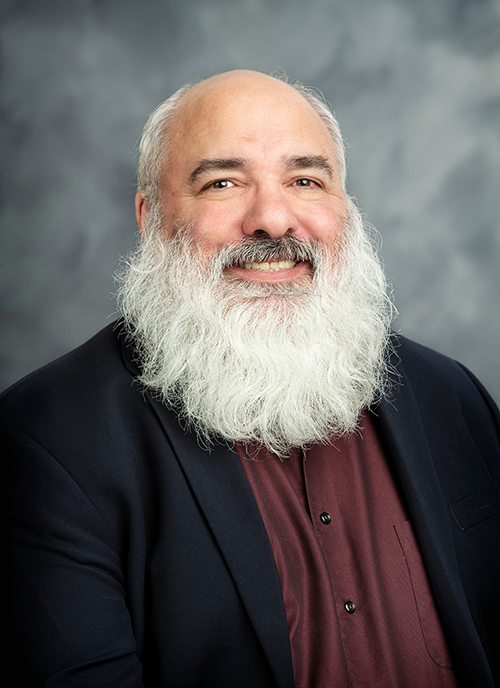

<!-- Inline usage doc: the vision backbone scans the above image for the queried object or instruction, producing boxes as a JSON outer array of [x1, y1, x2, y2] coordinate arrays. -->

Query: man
[[1, 70, 499, 687]]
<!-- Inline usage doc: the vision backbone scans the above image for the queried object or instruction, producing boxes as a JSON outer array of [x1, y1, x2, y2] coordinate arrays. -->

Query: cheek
[[299, 204, 345, 243], [189, 204, 244, 245]]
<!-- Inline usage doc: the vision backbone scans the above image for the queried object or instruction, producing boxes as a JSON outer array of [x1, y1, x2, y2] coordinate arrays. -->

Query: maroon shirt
[[237, 412, 458, 688]]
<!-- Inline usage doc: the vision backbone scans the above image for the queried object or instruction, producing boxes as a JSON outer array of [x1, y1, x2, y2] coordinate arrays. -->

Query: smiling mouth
[[240, 260, 297, 272], [220, 236, 316, 275]]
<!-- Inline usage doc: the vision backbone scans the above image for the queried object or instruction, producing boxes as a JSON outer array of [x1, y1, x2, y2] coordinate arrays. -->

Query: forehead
[[167, 76, 338, 169]]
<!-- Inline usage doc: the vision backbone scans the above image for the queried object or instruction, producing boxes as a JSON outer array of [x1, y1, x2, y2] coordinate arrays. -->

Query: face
[[138, 72, 348, 285]]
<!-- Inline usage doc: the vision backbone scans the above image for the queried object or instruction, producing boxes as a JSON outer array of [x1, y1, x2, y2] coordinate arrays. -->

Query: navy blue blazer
[[1, 322, 499, 687]]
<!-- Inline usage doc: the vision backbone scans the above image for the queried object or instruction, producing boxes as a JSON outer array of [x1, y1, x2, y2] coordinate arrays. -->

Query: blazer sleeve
[[0, 417, 145, 688]]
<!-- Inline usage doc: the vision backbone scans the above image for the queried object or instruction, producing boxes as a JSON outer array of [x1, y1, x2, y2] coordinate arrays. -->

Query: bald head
[[170, 70, 328, 135], [136, 70, 346, 215]]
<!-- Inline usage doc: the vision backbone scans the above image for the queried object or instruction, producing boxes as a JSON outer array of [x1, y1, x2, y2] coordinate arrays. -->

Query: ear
[[135, 190, 149, 242]]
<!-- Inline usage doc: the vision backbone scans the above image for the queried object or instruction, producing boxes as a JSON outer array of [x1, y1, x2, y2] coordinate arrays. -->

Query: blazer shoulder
[[0, 321, 129, 410], [389, 334, 500, 464], [0, 321, 165, 525], [0, 321, 148, 454], [392, 334, 498, 409], [392, 334, 468, 377]]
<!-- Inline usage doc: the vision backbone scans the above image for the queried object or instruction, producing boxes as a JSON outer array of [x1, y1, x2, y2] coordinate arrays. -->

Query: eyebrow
[[189, 158, 246, 185], [188, 153, 335, 186], [284, 155, 334, 180]]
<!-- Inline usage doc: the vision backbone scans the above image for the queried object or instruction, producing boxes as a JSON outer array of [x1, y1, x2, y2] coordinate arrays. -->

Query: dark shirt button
[[344, 600, 356, 614], [319, 512, 331, 525]]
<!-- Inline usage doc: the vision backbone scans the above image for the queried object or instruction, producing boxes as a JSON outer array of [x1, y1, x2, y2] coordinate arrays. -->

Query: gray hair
[[136, 81, 197, 212], [136, 74, 347, 211]]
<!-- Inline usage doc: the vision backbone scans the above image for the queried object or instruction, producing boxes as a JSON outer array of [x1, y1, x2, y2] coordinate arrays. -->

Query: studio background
[[1, 0, 499, 403]]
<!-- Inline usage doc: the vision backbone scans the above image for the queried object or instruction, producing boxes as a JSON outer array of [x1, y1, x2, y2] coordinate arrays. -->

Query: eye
[[205, 179, 235, 190], [294, 178, 320, 188]]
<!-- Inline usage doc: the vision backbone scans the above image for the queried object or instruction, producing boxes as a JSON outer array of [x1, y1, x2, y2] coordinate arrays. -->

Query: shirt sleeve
[[0, 418, 145, 688]]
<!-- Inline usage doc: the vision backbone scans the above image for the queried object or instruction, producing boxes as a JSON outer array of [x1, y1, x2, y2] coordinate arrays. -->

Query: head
[[118, 70, 395, 456], [136, 71, 347, 223]]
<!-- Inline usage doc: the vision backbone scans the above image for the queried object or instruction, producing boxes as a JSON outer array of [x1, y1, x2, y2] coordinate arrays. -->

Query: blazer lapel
[[375, 360, 494, 686], [118, 325, 294, 687], [149, 398, 295, 688]]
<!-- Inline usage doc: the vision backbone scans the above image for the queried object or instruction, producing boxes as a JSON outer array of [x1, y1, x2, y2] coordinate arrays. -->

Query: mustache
[[212, 235, 320, 268]]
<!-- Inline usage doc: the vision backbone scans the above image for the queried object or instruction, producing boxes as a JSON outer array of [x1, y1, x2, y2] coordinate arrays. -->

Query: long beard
[[117, 202, 395, 457]]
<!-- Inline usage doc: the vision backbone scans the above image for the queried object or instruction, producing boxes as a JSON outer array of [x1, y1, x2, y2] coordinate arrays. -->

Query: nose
[[242, 185, 299, 239]]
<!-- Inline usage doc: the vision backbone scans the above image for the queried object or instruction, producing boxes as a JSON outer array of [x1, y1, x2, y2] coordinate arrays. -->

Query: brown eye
[[211, 180, 233, 189], [295, 178, 315, 187]]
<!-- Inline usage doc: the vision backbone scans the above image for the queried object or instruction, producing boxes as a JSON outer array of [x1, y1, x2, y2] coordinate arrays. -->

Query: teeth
[[242, 260, 296, 271]]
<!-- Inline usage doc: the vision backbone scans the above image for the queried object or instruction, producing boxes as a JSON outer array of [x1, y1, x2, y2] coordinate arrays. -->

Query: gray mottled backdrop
[[1, 0, 499, 402]]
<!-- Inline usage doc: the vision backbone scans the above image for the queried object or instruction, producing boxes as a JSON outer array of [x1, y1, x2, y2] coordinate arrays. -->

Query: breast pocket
[[449, 482, 500, 531], [394, 520, 454, 669]]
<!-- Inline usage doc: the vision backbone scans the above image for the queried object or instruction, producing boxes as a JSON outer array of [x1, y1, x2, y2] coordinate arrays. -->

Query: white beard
[[117, 200, 395, 457]]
